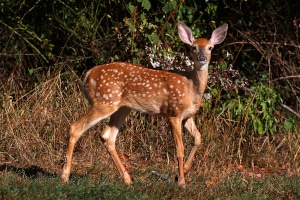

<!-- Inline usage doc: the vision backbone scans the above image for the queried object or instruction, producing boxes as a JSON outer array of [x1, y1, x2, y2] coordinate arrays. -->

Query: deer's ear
[[210, 24, 228, 45], [178, 21, 195, 46]]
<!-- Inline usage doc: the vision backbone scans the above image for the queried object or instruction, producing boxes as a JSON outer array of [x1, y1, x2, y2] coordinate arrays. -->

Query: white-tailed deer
[[61, 21, 228, 187]]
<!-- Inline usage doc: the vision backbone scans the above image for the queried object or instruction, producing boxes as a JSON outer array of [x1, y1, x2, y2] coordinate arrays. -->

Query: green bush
[[217, 83, 282, 135]]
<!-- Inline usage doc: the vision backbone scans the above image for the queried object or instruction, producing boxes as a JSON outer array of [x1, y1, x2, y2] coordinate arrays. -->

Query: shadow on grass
[[0, 165, 56, 179], [0, 164, 90, 182]]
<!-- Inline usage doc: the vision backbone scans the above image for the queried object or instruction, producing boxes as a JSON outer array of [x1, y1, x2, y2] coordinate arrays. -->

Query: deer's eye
[[191, 46, 197, 51], [208, 46, 213, 51]]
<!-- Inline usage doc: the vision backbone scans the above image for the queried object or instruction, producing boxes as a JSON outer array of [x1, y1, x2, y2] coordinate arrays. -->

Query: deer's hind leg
[[101, 107, 132, 185], [61, 106, 119, 183]]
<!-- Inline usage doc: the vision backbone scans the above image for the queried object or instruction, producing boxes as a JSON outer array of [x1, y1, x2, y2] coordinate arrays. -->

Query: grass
[[1, 68, 300, 199], [1, 168, 300, 199]]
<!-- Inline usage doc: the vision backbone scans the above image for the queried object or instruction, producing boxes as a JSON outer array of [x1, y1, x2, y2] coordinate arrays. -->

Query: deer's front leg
[[183, 117, 201, 174], [169, 116, 185, 187]]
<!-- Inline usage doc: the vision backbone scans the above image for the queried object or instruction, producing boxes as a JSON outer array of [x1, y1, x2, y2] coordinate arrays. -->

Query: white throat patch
[[200, 63, 209, 71]]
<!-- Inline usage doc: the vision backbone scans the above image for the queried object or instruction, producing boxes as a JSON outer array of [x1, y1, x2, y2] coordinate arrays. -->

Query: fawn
[[61, 21, 228, 187]]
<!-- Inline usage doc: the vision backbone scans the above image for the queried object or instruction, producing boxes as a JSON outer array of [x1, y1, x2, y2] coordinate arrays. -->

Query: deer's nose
[[197, 54, 206, 61]]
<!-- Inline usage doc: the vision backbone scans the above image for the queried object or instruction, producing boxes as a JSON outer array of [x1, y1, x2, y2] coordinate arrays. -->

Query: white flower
[[150, 58, 160, 68], [166, 54, 175, 65], [185, 58, 194, 66]]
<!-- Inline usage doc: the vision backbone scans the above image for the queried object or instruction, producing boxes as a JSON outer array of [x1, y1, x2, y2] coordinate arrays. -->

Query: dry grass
[[1, 68, 299, 185]]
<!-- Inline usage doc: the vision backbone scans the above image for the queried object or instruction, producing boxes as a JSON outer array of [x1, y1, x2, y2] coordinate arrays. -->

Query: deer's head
[[178, 22, 228, 70]]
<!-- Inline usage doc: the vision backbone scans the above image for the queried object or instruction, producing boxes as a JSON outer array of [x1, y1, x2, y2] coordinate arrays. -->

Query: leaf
[[129, 24, 135, 32], [148, 33, 159, 43], [141, 0, 151, 11], [28, 68, 34, 76], [260, 102, 266, 111], [219, 61, 227, 69], [162, 1, 177, 14], [254, 119, 264, 134], [211, 88, 218, 97], [284, 119, 295, 132], [128, 3, 135, 14]]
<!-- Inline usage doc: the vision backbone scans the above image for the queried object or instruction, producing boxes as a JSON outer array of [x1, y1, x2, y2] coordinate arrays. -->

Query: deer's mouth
[[198, 60, 208, 65]]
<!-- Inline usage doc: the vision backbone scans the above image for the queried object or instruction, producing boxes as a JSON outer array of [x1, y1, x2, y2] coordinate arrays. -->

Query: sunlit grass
[[0, 170, 299, 199]]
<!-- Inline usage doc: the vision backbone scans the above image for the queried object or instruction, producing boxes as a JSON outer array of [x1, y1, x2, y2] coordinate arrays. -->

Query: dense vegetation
[[1, 0, 299, 132], [0, 0, 299, 198]]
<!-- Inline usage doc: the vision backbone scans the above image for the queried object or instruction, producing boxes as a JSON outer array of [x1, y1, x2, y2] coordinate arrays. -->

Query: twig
[[235, 30, 264, 55], [157, 0, 184, 39], [231, 43, 244, 66], [294, 146, 300, 162], [272, 75, 300, 81], [19, 0, 42, 22], [225, 41, 300, 49], [0, 20, 49, 63], [131, 6, 138, 55], [267, 17, 277, 87], [281, 104, 300, 118], [152, 171, 173, 183]]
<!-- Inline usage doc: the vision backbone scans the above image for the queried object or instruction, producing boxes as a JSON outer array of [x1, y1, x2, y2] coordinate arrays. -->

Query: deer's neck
[[189, 63, 209, 107]]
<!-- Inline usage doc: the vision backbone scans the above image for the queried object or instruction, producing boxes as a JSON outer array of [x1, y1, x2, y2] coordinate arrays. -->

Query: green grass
[[1, 170, 299, 200]]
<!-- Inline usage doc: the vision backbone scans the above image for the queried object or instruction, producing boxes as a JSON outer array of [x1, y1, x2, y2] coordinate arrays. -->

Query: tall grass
[[1, 65, 299, 190]]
